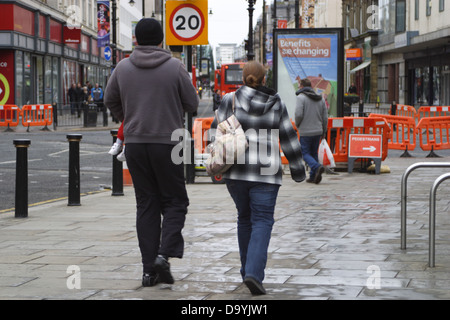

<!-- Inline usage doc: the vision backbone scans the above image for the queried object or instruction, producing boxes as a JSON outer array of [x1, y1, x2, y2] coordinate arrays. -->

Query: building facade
[[0, 0, 148, 107], [374, 0, 450, 106]]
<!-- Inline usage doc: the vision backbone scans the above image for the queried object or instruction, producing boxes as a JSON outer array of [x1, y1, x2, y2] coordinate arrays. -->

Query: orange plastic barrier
[[369, 114, 417, 151], [390, 104, 417, 118], [21, 104, 53, 130], [416, 116, 450, 153], [326, 117, 390, 163], [417, 106, 450, 120], [193, 117, 214, 154], [0, 105, 21, 131]]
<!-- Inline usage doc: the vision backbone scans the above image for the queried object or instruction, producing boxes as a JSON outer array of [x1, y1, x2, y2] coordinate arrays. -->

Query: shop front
[[407, 50, 450, 107], [0, 2, 114, 109]]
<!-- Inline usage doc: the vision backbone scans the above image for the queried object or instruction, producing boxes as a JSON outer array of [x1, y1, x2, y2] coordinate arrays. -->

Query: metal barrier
[[52, 102, 110, 128], [400, 162, 450, 250], [429, 172, 450, 267]]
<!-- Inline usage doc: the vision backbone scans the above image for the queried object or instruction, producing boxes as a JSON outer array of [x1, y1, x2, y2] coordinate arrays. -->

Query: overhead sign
[[349, 134, 383, 159], [166, 0, 208, 45]]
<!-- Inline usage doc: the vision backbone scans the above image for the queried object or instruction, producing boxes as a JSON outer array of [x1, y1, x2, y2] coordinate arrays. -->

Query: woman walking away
[[213, 61, 306, 295]]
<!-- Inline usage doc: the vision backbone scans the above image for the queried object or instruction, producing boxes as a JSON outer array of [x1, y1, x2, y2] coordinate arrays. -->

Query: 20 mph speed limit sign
[[166, 0, 208, 45]]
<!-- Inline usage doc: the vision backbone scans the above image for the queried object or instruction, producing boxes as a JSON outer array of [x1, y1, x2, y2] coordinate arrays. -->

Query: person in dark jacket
[[104, 18, 199, 287], [213, 61, 305, 295], [295, 78, 328, 184], [68, 83, 77, 115], [75, 82, 83, 117]]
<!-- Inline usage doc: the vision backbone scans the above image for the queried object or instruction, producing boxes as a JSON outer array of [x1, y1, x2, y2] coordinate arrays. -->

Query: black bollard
[[110, 129, 124, 196], [67, 134, 82, 206], [14, 139, 30, 218]]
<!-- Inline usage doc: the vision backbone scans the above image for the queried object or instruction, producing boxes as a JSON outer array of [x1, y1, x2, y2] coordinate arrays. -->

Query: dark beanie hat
[[135, 18, 164, 46]]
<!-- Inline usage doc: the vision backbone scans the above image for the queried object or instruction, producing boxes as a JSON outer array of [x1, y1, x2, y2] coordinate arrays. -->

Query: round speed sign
[[169, 4, 205, 42]]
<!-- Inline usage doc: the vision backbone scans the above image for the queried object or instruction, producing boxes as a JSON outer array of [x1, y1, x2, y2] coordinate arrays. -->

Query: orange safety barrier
[[390, 104, 417, 118], [369, 114, 417, 151], [193, 117, 214, 154], [416, 116, 450, 154], [0, 105, 21, 131], [326, 117, 390, 163], [417, 106, 450, 120], [21, 104, 53, 131]]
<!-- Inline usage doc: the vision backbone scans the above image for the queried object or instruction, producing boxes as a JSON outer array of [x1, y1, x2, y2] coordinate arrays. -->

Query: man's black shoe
[[314, 165, 325, 184], [154, 255, 174, 284], [244, 277, 266, 295], [142, 273, 159, 287]]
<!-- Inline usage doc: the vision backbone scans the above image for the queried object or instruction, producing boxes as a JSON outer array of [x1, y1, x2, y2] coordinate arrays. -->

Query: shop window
[[52, 57, 59, 103], [15, 51, 23, 107], [45, 56, 52, 104], [426, 0, 432, 16], [396, 0, 406, 33], [24, 53, 31, 105]]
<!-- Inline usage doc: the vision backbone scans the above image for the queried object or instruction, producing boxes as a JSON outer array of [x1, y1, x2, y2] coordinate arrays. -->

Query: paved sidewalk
[[1, 156, 450, 300]]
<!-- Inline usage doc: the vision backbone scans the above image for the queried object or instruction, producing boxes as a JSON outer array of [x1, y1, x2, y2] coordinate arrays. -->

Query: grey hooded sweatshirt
[[104, 46, 199, 145], [295, 87, 328, 137]]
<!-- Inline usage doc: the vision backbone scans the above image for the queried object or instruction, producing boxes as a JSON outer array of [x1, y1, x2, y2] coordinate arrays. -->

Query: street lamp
[[246, 0, 256, 61]]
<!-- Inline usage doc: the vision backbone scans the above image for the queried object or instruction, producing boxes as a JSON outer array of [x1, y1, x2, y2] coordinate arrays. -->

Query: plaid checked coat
[[213, 85, 306, 185]]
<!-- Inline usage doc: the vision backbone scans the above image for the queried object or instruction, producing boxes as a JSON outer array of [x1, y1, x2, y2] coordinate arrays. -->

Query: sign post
[[348, 134, 383, 174], [166, 1, 208, 184]]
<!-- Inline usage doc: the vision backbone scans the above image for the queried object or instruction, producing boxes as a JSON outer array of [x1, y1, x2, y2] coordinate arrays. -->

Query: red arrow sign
[[349, 134, 383, 159]]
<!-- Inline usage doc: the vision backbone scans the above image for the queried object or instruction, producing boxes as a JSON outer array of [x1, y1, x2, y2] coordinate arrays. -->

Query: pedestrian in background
[[91, 83, 104, 112], [213, 61, 306, 295], [68, 83, 77, 115], [75, 82, 83, 118], [104, 18, 199, 287], [213, 88, 221, 111], [295, 78, 328, 184]]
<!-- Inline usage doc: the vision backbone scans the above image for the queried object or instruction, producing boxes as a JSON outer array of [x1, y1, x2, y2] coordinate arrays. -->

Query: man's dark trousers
[[125, 143, 189, 273]]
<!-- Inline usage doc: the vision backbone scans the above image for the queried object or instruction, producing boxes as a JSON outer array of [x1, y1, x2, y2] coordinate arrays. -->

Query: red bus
[[214, 63, 245, 97]]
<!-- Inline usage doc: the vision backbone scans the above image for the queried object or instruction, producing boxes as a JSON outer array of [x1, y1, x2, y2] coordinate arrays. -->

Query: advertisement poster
[[274, 28, 344, 118], [97, 1, 110, 47]]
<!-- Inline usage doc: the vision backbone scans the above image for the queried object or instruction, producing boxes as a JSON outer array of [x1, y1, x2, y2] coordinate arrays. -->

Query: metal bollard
[[110, 130, 124, 196], [14, 139, 31, 218], [429, 172, 450, 267], [67, 134, 82, 206], [401, 162, 450, 250]]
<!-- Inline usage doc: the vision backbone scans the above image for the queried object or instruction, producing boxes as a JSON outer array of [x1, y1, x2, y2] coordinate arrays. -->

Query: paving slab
[[1, 155, 450, 304]]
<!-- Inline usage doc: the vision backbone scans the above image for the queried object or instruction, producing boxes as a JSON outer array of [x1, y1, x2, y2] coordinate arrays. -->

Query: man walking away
[[295, 78, 328, 184], [104, 18, 199, 287]]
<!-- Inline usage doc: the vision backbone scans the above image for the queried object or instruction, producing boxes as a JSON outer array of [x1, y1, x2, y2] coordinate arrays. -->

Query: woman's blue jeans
[[225, 179, 280, 284]]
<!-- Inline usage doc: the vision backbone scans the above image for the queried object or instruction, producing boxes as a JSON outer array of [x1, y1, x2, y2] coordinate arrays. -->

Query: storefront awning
[[350, 61, 371, 73]]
